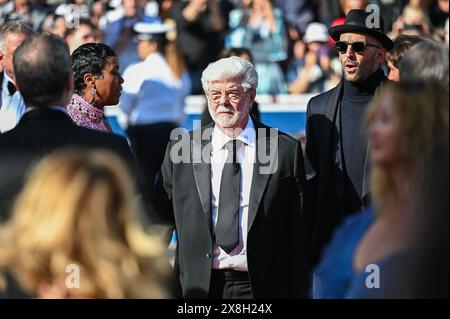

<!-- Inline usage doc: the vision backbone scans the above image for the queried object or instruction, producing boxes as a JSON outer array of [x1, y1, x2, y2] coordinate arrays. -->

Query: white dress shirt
[[119, 52, 191, 127], [211, 117, 256, 271], [0, 72, 26, 133]]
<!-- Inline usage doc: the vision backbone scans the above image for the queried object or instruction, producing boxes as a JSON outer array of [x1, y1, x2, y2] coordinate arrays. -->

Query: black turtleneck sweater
[[340, 69, 385, 212]]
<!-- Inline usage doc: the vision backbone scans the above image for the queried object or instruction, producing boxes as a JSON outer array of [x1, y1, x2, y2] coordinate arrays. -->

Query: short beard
[[209, 102, 251, 129]]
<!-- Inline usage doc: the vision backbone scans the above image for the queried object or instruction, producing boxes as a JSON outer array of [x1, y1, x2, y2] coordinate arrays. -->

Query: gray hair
[[13, 33, 71, 107], [201, 56, 258, 93], [399, 39, 449, 90], [0, 20, 33, 53]]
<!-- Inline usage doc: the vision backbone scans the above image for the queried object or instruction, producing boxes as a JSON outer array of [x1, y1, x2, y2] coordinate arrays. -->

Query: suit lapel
[[318, 81, 344, 175], [192, 124, 213, 232], [247, 121, 273, 232], [318, 80, 343, 180], [324, 80, 343, 135]]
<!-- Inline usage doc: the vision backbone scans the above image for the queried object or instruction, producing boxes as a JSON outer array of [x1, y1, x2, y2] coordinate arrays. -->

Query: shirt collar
[[3, 72, 13, 90], [212, 116, 256, 151], [3, 71, 13, 84]]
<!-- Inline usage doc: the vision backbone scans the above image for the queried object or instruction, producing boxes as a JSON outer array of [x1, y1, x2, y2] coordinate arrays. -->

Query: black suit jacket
[[304, 75, 387, 264], [153, 119, 312, 299], [0, 107, 136, 220]]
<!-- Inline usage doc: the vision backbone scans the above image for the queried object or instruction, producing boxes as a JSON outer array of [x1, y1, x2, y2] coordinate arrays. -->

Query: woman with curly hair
[[67, 43, 124, 133]]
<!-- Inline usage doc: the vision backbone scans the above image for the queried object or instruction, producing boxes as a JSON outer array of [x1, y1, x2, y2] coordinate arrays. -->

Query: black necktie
[[7, 81, 16, 96], [215, 139, 241, 253]]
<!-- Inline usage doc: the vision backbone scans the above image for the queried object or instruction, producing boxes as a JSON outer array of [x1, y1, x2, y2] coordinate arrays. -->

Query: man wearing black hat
[[304, 9, 393, 265]]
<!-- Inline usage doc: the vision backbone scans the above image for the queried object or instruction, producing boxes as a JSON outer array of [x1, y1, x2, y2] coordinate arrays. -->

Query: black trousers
[[209, 270, 253, 299], [127, 122, 178, 188]]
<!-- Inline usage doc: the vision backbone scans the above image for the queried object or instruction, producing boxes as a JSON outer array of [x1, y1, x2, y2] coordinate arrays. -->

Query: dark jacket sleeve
[[152, 140, 176, 245], [288, 138, 314, 298], [303, 99, 319, 227]]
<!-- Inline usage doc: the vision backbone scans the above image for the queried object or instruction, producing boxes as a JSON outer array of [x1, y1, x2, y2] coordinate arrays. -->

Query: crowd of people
[[0, 0, 448, 300], [0, 1, 448, 95]]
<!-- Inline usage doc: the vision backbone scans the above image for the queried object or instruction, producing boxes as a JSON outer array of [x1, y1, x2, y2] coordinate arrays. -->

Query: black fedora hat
[[329, 9, 393, 51]]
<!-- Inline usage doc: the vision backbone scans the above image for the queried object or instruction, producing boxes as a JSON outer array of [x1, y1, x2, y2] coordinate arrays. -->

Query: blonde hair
[[365, 81, 449, 213], [0, 149, 171, 298]]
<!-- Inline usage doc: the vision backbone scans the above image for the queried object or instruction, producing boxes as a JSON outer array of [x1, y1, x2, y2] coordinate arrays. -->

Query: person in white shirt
[[119, 18, 191, 187], [0, 20, 33, 133], [153, 56, 311, 299]]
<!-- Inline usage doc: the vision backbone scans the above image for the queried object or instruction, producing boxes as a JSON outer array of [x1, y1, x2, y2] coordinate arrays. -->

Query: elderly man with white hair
[[153, 56, 312, 299]]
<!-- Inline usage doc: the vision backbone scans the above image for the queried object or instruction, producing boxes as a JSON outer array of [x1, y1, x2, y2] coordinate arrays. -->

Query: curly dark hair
[[71, 43, 116, 94]]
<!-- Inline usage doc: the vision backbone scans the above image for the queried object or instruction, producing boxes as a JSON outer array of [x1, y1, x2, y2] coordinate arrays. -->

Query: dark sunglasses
[[335, 41, 382, 53]]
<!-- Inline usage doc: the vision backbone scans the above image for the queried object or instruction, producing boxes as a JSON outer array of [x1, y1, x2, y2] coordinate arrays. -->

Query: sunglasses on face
[[335, 41, 382, 53]]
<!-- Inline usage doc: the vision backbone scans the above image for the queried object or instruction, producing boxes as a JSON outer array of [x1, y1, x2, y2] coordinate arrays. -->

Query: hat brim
[[329, 24, 393, 51], [133, 22, 173, 35]]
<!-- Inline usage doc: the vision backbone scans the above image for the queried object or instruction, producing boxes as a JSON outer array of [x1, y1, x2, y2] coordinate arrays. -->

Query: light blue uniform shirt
[[119, 52, 191, 127], [0, 72, 26, 133]]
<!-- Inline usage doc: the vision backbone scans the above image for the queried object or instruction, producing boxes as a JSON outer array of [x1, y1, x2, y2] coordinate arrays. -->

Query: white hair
[[201, 56, 258, 93]]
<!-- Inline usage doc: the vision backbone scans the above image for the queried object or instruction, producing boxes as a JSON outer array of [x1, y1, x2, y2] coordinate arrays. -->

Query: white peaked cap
[[133, 20, 173, 35], [303, 22, 329, 44]]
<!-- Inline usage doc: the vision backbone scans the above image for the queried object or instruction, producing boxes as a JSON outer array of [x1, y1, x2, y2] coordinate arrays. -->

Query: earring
[[89, 85, 97, 104]]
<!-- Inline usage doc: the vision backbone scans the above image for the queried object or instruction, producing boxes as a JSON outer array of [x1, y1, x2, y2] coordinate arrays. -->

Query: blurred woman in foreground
[[313, 81, 449, 298], [0, 149, 172, 298]]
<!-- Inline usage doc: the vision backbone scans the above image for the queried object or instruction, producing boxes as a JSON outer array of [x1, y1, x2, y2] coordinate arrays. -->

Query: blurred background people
[[103, 0, 149, 72], [38, 12, 67, 37], [316, 0, 347, 28], [287, 22, 340, 94], [119, 19, 191, 189], [313, 81, 449, 298], [391, 4, 431, 38], [226, 0, 287, 95], [64, 19, 97, 54], [172, 0, 233, 94], [331, 0, 369, 30], [273, 0, 314, 42], [0, 0, 50, 32], [429, 0, 449, 41], [385, 34, 423, 81], [68, 43, 124, 133], [0, 20, 33, 134], [0, 149, 173, 298]]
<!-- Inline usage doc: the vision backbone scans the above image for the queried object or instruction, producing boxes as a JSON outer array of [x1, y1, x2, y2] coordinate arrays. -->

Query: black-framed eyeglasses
[[335, 41, 382, 53]]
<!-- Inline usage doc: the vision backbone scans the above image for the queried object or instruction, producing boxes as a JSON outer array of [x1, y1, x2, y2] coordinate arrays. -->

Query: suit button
[[205, 254, 211, 258]]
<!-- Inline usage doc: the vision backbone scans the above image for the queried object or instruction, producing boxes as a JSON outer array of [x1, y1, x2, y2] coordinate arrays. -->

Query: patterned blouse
[[67, 93, 110, 133]]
